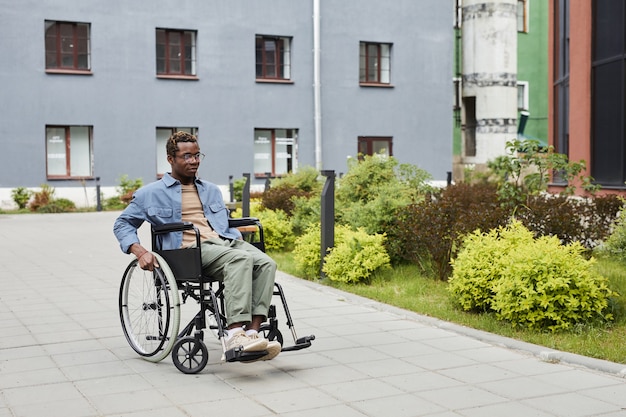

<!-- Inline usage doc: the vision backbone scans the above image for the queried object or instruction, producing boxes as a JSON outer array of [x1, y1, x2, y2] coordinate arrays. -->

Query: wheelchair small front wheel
[[119, 254, 180, 363], [172, 336, 209, 374], [259, 324, 283, 347]]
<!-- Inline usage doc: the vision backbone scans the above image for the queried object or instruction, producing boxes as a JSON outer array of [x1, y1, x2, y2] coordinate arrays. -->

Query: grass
[[270, 251, 626, 364]]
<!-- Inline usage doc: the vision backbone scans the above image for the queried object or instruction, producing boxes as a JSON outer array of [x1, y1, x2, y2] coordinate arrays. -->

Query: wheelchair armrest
[[151, 222, 200, 250], [228, 217, 265, 252], [228, 217, 261, 228], [152, 222, 195, 235]]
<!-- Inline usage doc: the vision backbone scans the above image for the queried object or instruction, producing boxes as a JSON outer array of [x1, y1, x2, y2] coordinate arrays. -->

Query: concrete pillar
[[461, 0, 518, 167]]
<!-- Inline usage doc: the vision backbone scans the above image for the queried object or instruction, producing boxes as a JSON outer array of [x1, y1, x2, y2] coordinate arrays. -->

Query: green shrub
[[117, 175, 143, 204], [103, 175, 143, 210], [232, 177, 247, 202], [291, 194, 321, 236], [270, 166, 323, 192], [322, 229, 390, 284], [293, 224, 390, 283], [11, 187, 32, 209], [262, 167, 322, 215], [255, 209, 295, 252], [336, 154, 432, 235], [596, 202, 626, 260], [103, 196, 127, 211], [449, 220, 617, 331], [448, 221, 534, 312], [37, 198, 76, 213], [293, 224, 324, 279]]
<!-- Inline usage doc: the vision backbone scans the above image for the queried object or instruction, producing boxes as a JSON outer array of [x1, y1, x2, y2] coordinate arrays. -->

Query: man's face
[[168, 141, 201, 183]]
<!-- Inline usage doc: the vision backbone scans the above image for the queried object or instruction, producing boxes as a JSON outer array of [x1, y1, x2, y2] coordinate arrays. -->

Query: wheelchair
[[118, 217, 314, 374]]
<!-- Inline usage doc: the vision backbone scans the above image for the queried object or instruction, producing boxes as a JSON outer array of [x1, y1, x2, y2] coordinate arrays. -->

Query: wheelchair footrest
[[282, 335, 315, 352], [224, 346, 268, 363]]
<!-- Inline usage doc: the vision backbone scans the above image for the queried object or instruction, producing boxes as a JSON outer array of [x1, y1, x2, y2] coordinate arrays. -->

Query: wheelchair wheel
[[259, 324, 283, 347], [119, 253, 180, 363], [172, 336, 209, 374]]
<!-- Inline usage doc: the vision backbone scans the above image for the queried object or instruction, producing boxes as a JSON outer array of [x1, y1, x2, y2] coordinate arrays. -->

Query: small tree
[[11, 187, 32, 209], [487, 139, 600, 209]]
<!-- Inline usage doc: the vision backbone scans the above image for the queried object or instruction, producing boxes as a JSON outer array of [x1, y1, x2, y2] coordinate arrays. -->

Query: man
[[113, 131, 280, 361]]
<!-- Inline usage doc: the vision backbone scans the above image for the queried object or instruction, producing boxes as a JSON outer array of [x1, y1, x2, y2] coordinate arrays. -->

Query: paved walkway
[[1, 211, 626, 417]]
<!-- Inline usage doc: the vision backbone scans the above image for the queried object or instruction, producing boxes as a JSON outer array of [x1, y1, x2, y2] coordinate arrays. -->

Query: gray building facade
[[0, 0, 453, 208]]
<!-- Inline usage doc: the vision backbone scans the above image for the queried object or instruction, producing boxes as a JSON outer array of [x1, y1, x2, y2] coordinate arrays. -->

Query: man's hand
[[130, 244, 160, 271]]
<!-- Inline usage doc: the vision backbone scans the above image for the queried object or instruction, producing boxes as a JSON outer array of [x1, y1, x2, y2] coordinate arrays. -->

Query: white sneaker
[[225, 330, 268, 352], [260, 340, 281, 361], [242, 339, 281, 363]]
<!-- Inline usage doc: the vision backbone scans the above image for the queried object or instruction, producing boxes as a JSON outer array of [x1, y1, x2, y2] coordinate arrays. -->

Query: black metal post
[[95, 177, 102, 212], [229, 175, 234, 202], [320, 170, 335, 279], [264, 172, 272, 191], [447, 171, 452, 186], [242, 173, 251, 217]]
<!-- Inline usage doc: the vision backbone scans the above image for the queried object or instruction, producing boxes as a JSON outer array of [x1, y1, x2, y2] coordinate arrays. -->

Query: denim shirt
[[113, 172, 241, 253]]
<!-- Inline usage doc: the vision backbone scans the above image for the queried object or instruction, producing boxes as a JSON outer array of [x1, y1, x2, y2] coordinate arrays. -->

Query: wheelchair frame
[[118, 217, 314, 374]]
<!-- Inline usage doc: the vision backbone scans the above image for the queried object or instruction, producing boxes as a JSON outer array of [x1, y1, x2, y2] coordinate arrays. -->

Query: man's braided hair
[[166, 131, 197, 158]]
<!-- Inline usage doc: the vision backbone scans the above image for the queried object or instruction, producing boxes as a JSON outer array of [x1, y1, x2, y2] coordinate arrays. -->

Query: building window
[[156, 29, 197, 77], [45, 21, 91, 72], [358, 137, 393, 158], [254, 129, 297, 177], [453, 78, 462, 111], [517, 81, 529, 110], [156, 127, 199, 176], [518, 0, 529, 32], [463, 96, 477, 157], [591, 0, 626, 186], [255, 35, 291, 81], [46, 126, 93, 178], [359, 42, 392, 85], [554, 0, 570, 163]]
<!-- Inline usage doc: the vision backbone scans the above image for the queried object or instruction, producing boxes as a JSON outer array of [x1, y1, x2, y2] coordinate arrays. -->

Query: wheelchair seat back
[[156, 247, 202, 282], [152, 222, 203, 282]]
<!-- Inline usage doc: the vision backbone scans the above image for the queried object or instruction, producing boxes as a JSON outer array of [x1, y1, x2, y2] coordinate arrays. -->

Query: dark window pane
[[594, 0, 624, 60], [592, 62, 624, 185], [367, 44, 379, 82], [256, 36, 289, 80]]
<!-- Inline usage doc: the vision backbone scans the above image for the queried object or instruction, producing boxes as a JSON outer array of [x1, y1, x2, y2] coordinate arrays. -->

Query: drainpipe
[[313, 0, 322, 170]]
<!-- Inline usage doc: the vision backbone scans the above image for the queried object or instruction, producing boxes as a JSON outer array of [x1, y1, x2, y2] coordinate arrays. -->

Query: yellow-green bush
[[323, 228, 390, 283], [293, 223, 325, 279], [255, 209, 295, 252], [449, 220, 617, 331], [293, 224, 390, 282], [596, 203, 626, 260]]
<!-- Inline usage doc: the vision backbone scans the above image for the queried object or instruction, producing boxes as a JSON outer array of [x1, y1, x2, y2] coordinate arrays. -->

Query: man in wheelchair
[[114, 131, 281, 362]]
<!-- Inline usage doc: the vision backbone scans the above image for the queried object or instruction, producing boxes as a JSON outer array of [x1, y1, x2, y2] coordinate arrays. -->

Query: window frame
[[590, 0, 626, 186], [253, 128, 298, 178], [517, 81, 529, 110], [255, 35, 292, 82], [518, 0, 530, 33], [156, 28, 197, 78], [357, 136, 393, 158], [554, 0, 570, 159], [45, 125, 94, 179], [45, 20, 91, 74], [359, 41, 392, 86]]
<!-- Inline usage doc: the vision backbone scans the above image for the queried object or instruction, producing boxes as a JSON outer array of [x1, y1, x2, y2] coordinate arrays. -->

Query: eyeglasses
[[177, 152, 205, 162]]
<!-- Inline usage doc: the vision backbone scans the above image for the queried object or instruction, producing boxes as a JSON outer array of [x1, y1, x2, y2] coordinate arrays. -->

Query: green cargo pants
[[199, 237, 276, 326]]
